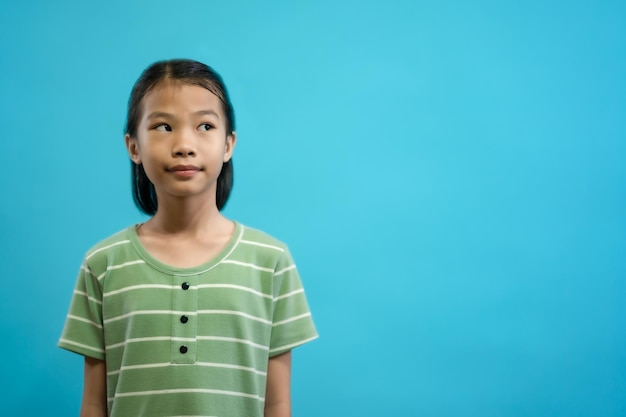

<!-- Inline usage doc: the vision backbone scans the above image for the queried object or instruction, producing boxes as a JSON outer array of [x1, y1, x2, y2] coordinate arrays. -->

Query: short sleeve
[[269, 248, 318, 357], [57, 260, 106, 359]]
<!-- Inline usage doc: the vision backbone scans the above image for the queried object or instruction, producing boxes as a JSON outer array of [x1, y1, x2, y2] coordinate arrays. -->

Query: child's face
[[125, 79, 236, 205]]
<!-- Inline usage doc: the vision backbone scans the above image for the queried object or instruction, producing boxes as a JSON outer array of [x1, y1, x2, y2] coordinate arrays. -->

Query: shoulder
[[238, 224, 289, 253], [82, 226, 137, 271], [234, 224, 298, 268]]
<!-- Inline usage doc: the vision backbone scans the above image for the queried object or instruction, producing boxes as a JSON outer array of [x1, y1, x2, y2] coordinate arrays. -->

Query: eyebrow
[[194, 110, 220, 118], [146, 110, 220, 119]]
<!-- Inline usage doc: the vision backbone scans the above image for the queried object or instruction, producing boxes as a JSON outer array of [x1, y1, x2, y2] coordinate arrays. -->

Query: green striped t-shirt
[[58, 222, 318, 417]]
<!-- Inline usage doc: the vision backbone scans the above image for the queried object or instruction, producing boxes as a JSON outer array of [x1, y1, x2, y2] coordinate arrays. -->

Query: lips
[[169, 164, 201, 172], [168, 165, 202, 177]]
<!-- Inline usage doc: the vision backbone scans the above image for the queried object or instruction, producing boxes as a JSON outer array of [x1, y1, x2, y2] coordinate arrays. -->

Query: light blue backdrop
[[0, 1, 624, 416]]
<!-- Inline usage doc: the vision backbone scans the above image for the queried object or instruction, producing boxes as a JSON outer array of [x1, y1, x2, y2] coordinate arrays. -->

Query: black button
[[180, 315, 189, 324], [182, 282, 190, 290], [179, 345, 188, 354]]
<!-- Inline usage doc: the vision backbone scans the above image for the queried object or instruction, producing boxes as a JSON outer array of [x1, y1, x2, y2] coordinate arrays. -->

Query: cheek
[[136, 147, 163, 173], [139, 137, 166, 158], [201, 137, 226, 154]]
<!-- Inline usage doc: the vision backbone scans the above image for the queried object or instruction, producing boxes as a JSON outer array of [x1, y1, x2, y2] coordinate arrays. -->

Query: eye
[[154, 124, 172, 132], [198, 123, 213, 132]]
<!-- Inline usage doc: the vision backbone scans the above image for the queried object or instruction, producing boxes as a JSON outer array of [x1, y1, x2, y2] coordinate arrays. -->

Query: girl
[[59, 59, 318, 417]]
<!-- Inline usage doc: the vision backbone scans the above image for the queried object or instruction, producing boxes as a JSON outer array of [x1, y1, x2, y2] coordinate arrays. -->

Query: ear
[[125, 134, 142, 164], [223, 131, 237, 163]]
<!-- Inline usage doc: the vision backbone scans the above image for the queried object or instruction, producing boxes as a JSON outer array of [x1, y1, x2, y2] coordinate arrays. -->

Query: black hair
[[125, 59, 236, 215]]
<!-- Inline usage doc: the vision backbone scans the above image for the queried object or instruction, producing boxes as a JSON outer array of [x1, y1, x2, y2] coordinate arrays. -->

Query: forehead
[[142, 79, 223, 115]]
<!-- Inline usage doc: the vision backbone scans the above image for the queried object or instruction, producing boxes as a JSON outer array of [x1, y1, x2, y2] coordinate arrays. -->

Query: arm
[[80, 356, 107, 417], [264, 351, 292, 417]]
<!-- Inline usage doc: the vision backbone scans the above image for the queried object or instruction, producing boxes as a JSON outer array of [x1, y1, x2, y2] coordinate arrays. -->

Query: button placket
[[171, 275, 197, 363]]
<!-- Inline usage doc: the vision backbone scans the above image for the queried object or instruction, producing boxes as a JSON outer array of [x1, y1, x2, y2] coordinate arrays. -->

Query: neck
[[147, 194, 224, 236]]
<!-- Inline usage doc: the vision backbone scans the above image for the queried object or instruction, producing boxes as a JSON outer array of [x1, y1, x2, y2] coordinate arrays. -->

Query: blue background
[[0, 0, 624, 416]]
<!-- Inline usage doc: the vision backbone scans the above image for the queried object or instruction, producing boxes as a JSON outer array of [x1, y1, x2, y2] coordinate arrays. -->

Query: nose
[[172, 130, 196, 157], [174, 146, 195, 157]]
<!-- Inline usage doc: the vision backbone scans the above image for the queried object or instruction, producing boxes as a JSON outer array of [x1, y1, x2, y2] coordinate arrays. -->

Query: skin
[[80, 357, 106, 417], [80, 80, 292, 417], [264, 351, 293, 417]]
